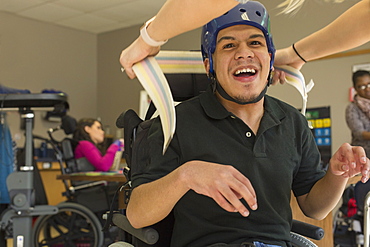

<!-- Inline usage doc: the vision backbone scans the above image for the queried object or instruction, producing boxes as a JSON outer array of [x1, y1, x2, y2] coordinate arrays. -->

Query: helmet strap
[[209, 71, 272, 105]]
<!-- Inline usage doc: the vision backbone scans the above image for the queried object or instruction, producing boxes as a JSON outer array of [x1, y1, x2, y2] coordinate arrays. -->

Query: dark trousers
[[208, 243, 256, 247], [208, 242, 283, 247]]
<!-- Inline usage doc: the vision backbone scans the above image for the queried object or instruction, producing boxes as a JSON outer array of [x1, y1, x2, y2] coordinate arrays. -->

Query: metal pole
[[364, 191, 370, 247], [9, 111, 34, 247], [23, 112, 34, 168]]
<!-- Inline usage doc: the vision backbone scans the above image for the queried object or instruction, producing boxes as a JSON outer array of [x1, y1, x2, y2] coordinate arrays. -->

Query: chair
[[60, 138, 113, 212], [333, 179, 370, 247], [106, 70, 325, 247], [333, 184, 358, 247], [30, 117, 118, 246], [354, 180, 370, 216], [353, 179, 370, 246]]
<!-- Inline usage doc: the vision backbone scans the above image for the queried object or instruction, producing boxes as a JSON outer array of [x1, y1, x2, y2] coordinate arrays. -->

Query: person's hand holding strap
[[119, 17, 167, 79], [272, 44, 307, 85]]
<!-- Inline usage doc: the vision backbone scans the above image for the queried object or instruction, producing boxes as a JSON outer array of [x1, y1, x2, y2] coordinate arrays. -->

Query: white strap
[[140, 17, 168, 47], [274, 65, 314, 116]]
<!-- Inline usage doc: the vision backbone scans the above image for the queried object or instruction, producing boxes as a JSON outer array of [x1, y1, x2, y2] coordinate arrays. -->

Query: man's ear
[[204, 58, 210, 76]]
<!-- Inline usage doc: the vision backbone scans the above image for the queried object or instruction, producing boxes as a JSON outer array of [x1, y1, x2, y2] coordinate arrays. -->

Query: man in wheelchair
[[125, 1, 370, 246]]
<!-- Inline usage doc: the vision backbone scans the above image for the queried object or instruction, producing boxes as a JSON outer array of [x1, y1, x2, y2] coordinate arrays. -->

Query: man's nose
[[235, 45, 254, 60]]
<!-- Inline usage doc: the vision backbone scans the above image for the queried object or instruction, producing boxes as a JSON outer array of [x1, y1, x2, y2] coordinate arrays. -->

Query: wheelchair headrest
[[61, 115, 77, 135], [165, 73, 209, 102]]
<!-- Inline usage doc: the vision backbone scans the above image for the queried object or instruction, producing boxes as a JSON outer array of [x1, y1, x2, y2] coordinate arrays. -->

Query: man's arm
[[126, 160, 258, 228], [126, 165, 188, 228], [296, 143, 370, 220]]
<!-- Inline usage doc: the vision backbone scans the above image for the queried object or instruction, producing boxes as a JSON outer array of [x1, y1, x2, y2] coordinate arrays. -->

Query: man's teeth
[[235, 68, 256, 75]]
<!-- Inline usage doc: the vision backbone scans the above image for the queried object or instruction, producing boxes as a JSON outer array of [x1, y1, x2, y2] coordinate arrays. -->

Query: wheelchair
[[32, 117, 123, 247], [104, 73, 325, 247], [1, 115, 118, 247], [334, 179, 370, 247]]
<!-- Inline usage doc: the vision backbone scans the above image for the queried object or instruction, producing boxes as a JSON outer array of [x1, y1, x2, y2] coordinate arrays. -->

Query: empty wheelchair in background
[[29, 115, 116, 247], [104, 72, 325, 247]]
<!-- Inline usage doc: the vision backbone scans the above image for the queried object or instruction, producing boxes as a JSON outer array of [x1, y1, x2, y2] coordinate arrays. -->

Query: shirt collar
[[263, 96, 286, 122], [199, 86, 231, 120], [199, 86, 286, 123], [259, 96, 286, 133]]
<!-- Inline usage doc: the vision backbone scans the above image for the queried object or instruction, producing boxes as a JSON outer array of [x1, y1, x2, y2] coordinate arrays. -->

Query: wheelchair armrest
[[69, 181, 107, 193], [107, 213, 159, 244], [291, 219, 324, 240]]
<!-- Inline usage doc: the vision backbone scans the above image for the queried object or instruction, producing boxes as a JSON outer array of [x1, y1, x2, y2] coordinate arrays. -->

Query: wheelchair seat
[[61, 139, 95, 184], [60, 138, 114, 213]]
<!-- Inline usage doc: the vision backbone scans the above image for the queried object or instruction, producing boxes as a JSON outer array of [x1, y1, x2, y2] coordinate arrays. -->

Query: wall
[[97, 0, 370, 153], [0, 11, 97, 147], [1, 0, 370, 154], [97, 26, 201, 137]]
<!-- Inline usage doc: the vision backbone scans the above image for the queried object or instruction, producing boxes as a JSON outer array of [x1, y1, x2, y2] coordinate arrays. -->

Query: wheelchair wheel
[[32, 202, 104, 247], [290, 232, 317, 247]]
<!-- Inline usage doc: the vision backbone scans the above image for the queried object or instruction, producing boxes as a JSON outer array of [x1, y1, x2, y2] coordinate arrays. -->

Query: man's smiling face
[[205, 24, 272, 104]]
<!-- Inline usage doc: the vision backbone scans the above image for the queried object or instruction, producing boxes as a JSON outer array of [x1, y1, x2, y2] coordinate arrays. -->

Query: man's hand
[[180, 160, 258, 217], [329, 143, 370, 183]]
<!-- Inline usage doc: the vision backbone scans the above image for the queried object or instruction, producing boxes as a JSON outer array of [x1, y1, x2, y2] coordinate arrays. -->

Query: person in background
[[126, 2, 370, 246], [73, 118, 124, 172], [346, 70, 370, 158], [118, 0, 369, 82]]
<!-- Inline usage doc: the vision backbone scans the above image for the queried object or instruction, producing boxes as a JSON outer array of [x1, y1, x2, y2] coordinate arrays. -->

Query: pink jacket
[[74, 140, 119, 172]]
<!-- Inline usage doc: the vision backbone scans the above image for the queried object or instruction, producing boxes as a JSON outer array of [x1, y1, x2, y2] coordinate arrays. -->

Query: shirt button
[[246, 132, 252, 137]]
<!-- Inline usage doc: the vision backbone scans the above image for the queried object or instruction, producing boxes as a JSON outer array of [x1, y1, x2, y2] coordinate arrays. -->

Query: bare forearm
[[294, 0, 370, 62], [146, 0, 238, 42], [302, 143, 370, 219], [126, 167, 189, 228], [126, 159, 259, 227], [298, 169, 348, 220]]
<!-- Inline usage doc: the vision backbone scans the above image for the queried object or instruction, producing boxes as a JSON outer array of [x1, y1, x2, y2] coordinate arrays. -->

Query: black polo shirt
[[132, 87, 325, 247]]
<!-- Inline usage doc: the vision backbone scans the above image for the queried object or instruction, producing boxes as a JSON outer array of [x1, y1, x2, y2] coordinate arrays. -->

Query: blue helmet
[[201, 1, 275, 75]]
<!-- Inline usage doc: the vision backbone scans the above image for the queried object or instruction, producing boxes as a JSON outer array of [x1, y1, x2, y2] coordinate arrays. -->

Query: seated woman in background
[[73, 118, 124, 172]]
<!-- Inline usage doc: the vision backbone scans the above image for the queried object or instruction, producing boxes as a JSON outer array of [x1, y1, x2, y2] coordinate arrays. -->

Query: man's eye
[[250, 40, 262, 45], [223, 43, 234, 49]]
